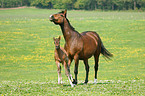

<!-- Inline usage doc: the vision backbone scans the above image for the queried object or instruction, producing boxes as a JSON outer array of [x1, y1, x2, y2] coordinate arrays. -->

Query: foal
[[53, 36, 74, 87]]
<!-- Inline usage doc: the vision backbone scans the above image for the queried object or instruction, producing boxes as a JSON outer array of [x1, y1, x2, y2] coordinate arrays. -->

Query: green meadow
[[0, 8, 145, 95]]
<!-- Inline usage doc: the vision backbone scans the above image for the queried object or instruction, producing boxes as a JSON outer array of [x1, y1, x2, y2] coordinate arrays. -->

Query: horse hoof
[[70, 84, 74, 87], [93, 79, 97, 84], [72, 79, 77, 84], [93, 82, 97, 84], [84, 80, 88, 84], [84, 81, 88, 85], [72, 82, 77, 84], [83, 83, 87, 85]]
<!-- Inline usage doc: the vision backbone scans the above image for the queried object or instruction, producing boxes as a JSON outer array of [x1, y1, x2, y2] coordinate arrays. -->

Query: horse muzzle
[[49, 15, 54, 22], [55, 46, 60, 49]]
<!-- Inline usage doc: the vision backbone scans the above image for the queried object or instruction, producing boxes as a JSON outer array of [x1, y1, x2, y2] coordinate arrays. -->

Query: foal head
[[53, 36, 61, 50], [49, 10, 67, 25]]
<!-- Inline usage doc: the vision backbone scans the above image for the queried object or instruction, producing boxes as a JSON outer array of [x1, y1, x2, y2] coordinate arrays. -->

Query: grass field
[[0, 8, 145, 95]]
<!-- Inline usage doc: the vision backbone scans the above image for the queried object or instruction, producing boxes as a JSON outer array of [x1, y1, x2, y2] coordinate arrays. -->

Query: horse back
[[81, 31, 101, 45], [79, 31, 102, 59]]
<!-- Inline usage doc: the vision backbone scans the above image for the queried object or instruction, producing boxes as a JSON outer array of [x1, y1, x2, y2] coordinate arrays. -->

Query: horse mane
[[58, 11, 76, 31], [66, 18, 75, 31], [58, 10, 65, 14], [59, 11, 81, 36], [66, 18, 82, 36]]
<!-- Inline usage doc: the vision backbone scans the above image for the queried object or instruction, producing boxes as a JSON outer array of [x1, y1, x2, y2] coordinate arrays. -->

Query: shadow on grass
[[63, 84, 71, 87], [78, 82, 113, 85], [63, 81, 113, 87]]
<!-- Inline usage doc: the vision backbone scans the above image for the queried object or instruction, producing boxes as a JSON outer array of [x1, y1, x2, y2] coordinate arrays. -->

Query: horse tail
[[101, 42, 113, 59]]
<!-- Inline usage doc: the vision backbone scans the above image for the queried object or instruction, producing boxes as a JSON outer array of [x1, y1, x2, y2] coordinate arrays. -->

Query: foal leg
[[94, 54, 99, 84], [68, 57, 73, 68], [83, 59, 90, 84], [56, 61, 62, 84]]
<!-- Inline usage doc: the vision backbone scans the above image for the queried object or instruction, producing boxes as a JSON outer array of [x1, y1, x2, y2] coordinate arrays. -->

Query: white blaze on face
[[49, 15, 53, 21], [49, 15, 52, 18]]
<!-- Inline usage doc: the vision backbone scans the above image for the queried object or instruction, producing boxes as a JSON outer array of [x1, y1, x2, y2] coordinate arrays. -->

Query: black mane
[[66, 18, 76, 31], [59, 10, 80, 35], [58, 11, 65, 14]]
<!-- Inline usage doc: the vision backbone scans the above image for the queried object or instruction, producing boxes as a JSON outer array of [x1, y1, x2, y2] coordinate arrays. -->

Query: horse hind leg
[[94, 54, 99, 84], [83, 59, 90, 84]]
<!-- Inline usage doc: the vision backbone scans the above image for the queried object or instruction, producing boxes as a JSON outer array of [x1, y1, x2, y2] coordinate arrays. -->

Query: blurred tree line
[[0, 0, 145, 10]]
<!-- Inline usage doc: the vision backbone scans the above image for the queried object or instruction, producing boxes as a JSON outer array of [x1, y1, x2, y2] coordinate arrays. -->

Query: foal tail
[[101, 43, 113, 59]]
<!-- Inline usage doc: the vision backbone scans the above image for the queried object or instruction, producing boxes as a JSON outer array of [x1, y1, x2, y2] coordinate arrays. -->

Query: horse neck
[[59, 18, 79, 42]]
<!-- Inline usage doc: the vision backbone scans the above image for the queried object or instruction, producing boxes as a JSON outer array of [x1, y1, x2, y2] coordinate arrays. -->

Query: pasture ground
[[0, 8, 145, 95]]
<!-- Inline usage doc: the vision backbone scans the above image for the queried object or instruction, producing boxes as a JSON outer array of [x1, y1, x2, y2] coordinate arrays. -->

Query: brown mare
[[50, 10, 113, 84], [53, 36, 74, 87]]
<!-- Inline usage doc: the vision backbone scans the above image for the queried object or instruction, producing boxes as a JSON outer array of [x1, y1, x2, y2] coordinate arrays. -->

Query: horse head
[[49, 10, 67, 25]]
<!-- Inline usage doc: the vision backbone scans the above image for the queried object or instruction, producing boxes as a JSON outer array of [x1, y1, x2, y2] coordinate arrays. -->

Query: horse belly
[[80, 38, 98, 59], [84, 44, 97, 58]]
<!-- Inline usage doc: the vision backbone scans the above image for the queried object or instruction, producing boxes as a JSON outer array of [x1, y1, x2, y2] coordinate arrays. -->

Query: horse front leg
[[63, 61, 74, 87], [68, 57, 73, 81], [72, 55, 79, 85], [83, 59, 90, 84]]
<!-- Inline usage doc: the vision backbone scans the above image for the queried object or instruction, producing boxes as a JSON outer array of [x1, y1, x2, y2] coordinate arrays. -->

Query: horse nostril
[[56, 46, 60, 49]]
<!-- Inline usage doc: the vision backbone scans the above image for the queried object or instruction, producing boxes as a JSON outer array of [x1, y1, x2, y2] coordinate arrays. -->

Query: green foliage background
[[1, 0, 145, 10], [0, 8, 145, 95]]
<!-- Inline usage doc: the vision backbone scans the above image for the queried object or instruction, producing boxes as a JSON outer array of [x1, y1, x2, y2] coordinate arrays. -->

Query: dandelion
[[121, 66, 126, 68]]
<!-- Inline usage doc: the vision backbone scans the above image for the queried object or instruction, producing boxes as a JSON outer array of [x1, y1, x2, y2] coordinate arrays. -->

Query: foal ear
[[53, 37, 55, 41], [64, 9, 67, 17], [58, 36, 61, 40]]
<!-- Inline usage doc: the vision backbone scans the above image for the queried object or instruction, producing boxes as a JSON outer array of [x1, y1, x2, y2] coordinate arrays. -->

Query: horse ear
[[58, 36, 61, 40], [53, 37, 55, 40], [64, 9, 67, 17]]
